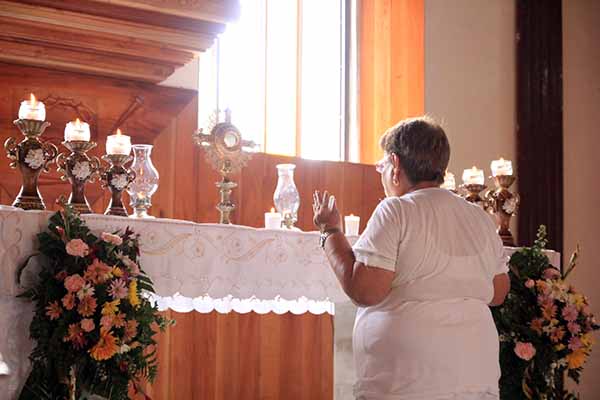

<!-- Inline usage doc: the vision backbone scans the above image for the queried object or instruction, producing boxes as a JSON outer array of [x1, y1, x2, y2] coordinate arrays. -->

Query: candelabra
[[56, 141, 101, 214], [100, 154, 135, 216], [4, 119, 58, 210], [484, 175, 520, 247], [460, 183, 487, 205]]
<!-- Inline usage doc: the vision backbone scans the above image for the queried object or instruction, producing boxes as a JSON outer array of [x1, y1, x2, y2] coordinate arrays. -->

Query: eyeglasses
[[375, 155, 392, 174]]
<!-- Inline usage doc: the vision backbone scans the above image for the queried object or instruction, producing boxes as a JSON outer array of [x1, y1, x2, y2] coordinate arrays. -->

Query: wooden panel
[[358, 0, 424, 164]]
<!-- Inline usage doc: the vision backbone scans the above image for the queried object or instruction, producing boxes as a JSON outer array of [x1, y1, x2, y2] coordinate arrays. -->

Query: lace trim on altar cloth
[[146, 293, 335, 315]]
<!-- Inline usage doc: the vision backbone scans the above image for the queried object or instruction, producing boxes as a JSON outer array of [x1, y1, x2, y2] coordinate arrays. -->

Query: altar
[[0, 208, 560, 400]]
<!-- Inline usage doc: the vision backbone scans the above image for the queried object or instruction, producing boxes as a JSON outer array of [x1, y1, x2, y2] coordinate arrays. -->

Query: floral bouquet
[[492, 226, 599, 399], [17, 205, 172, 400]]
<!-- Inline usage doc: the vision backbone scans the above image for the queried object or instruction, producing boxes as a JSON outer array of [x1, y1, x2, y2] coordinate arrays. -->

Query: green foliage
[[18, 205, 173, 400]]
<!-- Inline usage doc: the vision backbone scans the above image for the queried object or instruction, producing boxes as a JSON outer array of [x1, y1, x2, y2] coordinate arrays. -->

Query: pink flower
[[514, 342, 536, 361], [550, 326, 566, 343], [65, 239, 89, 257], [77, 283, 95, 300], [101, 232, 123, 246], [568, 322, 581, 335], [530, 318, 545, 335], [543, 268, 561, 280], [62, 293, 76, 310], [100, 315, 114, 332], [569, 336, 583, 351], [64, 274, 85, 293], [525, 279, 535, 289], [77, 295, 97, 317], [45, 301, 62, 320], [562, 304, 579, 322], [84, 259, 112, 284], [108, 279, 128, 299], [81, 318, 95, 332]]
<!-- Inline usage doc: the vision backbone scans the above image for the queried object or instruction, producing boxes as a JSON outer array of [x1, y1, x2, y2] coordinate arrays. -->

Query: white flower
[[502, 197, 518, 215], [72, 161, 91, 181], [118, 344, 131, 354], [111, 174, 129, 190], [24, 149, 44, 169]]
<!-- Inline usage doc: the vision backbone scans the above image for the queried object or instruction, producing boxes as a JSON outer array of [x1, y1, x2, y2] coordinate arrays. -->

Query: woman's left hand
[[313, 190, 341, 231]]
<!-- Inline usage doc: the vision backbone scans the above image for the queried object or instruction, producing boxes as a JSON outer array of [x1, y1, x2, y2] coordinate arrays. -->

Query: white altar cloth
[[0, 208, 560, 399]]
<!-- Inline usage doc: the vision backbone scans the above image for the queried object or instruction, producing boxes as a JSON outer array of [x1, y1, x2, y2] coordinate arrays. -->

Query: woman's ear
[[391, 154, 401, 186]]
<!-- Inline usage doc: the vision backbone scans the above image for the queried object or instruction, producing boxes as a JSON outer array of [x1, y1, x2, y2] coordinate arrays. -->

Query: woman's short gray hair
[[379, 116, 450, 185]]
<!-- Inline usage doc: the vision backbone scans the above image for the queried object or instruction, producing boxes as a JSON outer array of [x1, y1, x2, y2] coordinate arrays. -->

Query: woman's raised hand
[[312, 190, 341, 231]]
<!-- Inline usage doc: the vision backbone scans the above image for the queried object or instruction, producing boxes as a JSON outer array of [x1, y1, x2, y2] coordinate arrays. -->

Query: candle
[[344, 214, 360, 236], [64, 118, 91, 142], [462, 166, 485, 185], [18, 93, 46, 121], [265, 208, 282, 229], [491, 157, 513, 176], [441, 171, 456, 191], [106, 129, 132, 155]]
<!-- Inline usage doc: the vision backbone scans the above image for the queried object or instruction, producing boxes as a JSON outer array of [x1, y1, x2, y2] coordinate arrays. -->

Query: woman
[[313, 117, 510, 400]]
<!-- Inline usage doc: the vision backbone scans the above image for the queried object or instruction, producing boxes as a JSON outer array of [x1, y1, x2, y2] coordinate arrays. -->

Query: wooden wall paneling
[[169, 312, 196, 399], [279, 313, 304, 400], [237, 312, 261, 400], [215, 311, 241, 400], [258, 313, 282, 400], [237, 152, 266, 227], [193, 311, 218, 400], [150, 118, 177, 219], [342, 162, 367, 232], [358, 0, 424, 164], [296, 159, 322, 231], [320, 314, 334, 399], [195, 147, 222, 224], [171, 97, 200, 222], [361, 164, 385, 225], [319, 160, 345, 225]]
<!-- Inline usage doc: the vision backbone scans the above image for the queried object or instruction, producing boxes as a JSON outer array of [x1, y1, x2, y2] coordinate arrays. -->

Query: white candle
[[491, 157, 513, 176], [64, 118, 91, 142], [462, 166, 485, 185], [106, 129, 132, 155], [441, 171, 456, 191], [18, 93, 46, 121], [265, 208, 282, 229], [344, 214, 360, 236]]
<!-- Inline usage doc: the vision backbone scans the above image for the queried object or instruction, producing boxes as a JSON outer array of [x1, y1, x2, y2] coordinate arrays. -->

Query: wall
[[563, 0, 600, 397], [424, 0, 517, 238]]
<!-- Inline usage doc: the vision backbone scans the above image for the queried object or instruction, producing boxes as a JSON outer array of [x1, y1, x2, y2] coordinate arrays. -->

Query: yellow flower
[[89, 330, 119, 361], [101, 299, 120, 316], [581, 333, 596, 349], [566, 349, 587, 370], [112, 266, 123, 278], [554, 344, 566, 351], [129, 279, 140, 308], [572, 293, 586, 309]]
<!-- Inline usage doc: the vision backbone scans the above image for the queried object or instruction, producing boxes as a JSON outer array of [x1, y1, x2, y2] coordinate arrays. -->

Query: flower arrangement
[[18, 205, 172, 400], [492, 226, 599, 399]]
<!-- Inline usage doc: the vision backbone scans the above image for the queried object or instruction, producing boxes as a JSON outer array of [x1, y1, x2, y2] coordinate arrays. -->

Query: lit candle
[[491, 157, 513, 176], [106, 129, 132, 155], [64, 118, 91, 142], [344, 214, 360, 236], [441, 171, 456, 191], [265, 207, 282, 229], [462, 166, 485, 185], [18, 93, 46, 121]]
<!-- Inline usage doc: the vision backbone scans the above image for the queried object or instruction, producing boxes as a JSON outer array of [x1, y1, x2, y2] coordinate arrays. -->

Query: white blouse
[[352, 188, 508, 400]]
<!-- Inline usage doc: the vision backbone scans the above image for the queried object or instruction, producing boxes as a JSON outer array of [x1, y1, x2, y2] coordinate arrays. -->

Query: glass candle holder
[[273, 163, 300, 229], [127, 144, 159, 218]]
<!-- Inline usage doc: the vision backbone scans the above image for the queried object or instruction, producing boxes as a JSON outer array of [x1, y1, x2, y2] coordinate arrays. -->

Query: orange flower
[[123, 320, 139, 342], [77, 295, 97, 317], [84, 258, 112, 284], [542, 304, 557, 320], [567, 348, 587, 369], [62, 293, 76, 310], [64, 323, 86, 349], [89, 330, 119, 361], [529, 318, 544, 335], [45, 301, 62, 320], [113, 312, 126, 328], [550, 326, 566, 344]]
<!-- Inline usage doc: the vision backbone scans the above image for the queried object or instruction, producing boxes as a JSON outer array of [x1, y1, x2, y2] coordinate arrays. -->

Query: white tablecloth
[[0, 208, 560, 399]]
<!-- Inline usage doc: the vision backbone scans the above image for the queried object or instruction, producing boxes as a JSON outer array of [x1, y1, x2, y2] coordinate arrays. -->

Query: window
[[198, 0, 348, 161]]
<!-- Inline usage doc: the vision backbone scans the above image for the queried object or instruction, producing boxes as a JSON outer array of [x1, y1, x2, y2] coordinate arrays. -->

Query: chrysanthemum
[[77, 295, 97, 317], [128, 280, 140, 308], [123, 320, 139, 342], [62, 293, 76, 310], [108, 279, 128, 300], [45, 301, 62, 320], [64, 323, 86, 349], [102, 299, 121, 316], [89, 330, 119, 361], [77, 283, 95, 300], [84, 258, 113, 284]]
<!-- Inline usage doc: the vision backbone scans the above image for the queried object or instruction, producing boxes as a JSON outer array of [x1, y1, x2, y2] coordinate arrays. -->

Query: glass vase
[[127, 144, 159, 218], [273, 163, 300, 229]]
